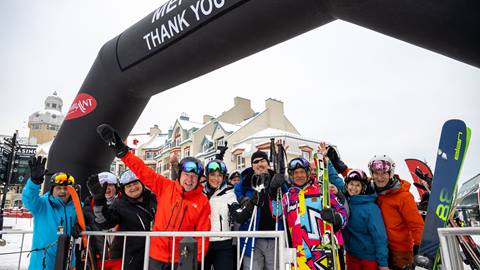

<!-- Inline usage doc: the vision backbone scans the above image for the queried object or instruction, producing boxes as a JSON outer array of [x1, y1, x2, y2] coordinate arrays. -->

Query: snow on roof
[[127, 134, 151, 148], [204, 135, 212, 142], [218, 122, 242, 133], [177, 119, 204, 130], [231, 128, 324, 157], [143, 134, 168, 149]]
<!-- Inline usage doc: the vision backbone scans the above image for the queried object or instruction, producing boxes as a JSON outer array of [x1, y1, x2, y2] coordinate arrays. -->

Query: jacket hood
[[348, 192, 377, 205]]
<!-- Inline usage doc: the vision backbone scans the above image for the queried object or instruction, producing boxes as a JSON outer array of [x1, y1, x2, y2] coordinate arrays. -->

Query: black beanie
[[251, 150, 269, 164]]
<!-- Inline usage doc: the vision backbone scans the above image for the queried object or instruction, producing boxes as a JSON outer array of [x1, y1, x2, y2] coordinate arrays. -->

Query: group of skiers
[[21, 124, 424, 270]]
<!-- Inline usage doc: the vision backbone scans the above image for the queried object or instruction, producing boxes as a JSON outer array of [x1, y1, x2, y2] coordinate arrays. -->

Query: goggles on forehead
[[370, 160, 392, 173], [51, 172, 75, 186], [346, 169, 367, 182], [288, 158, 310, 175], [182, 161, 201, 175], [206, 161, 226, 175]]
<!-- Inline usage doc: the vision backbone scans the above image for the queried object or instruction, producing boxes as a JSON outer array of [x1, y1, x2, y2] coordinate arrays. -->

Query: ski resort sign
[[117, 0, 246, 69]]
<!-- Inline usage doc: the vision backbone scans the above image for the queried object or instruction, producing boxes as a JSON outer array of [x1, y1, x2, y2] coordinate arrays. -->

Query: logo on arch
[[65, 93, 97, 120]]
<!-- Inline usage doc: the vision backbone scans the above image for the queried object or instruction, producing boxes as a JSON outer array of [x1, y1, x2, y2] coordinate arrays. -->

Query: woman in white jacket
[[203, 159, 238, 270]]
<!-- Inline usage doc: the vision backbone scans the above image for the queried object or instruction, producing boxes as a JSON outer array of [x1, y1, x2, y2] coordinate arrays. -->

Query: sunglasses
[[252, 158, 266, 165], [51, 172, 75, 186]]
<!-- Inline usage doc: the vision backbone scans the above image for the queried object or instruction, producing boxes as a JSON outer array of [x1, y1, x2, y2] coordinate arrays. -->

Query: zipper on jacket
[[170, 197, 184, 230], [219, 215, 223, 231], [165, 201, 179, 230]]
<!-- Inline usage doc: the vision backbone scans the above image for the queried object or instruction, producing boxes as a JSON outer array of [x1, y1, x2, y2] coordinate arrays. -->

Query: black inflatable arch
[[47, 0, 480, 194]]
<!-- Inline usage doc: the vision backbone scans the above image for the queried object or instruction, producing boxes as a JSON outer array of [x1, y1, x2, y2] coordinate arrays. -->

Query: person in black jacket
[[83, 171, 121, 269], [87, 170, 157, 270]]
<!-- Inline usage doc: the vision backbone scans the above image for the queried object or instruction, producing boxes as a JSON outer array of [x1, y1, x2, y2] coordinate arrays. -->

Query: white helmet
[[368, 154, 396, 178], [98, 172, 118, 186], [119, 170, 139, 186]]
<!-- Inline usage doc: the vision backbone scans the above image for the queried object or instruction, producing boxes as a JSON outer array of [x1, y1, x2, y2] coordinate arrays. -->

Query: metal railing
[[0, 230, 33, 270], [438, 227, 480, 269], [81, 230, 294, 270]]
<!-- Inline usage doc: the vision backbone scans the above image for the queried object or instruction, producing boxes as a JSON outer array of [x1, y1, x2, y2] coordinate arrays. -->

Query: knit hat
[[251, 150, 269, 165]]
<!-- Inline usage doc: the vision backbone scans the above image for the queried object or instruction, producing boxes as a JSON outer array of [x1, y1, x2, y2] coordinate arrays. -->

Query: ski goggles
[[51, 172, 75, 186], [181, 160, 203, 175], [288, 158, 310, 175], [206, 160, 227, 175], [369, 160, 392, 173], [346, 169, 367, 182]]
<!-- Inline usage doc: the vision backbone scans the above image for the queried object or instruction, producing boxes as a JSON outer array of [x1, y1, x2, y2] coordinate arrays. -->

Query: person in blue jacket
[[21, 156, 78, 270], [234, 150, 288, 270], [331, 169, 389, 270]]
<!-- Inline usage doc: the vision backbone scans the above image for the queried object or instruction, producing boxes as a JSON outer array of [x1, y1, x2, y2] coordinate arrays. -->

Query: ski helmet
[[229, 170, 241, 180], [368, 154, 396, 178], [288, 157, 311, 176], [205, 159, 228, 177], [50, 172, 75, 187], [345, 169, 369, 193], [178, 157, 204, 180], [119, 170, 140, 186], [98, 171, 118, 186]]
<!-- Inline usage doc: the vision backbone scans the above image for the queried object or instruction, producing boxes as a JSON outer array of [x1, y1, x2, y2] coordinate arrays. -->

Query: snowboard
[[416, 119, 471, 269]]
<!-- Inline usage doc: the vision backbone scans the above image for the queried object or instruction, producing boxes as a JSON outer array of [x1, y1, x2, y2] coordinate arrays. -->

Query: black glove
[[87, 174, 106, 200], [269, 173, 286, 198], [28, 156, 47, 185], [320, 208, 342, 232], [413, 245, 419, 256], [215, 142, 228, 160], [326, 146, 348, 174], [96, 124, 130, 158]]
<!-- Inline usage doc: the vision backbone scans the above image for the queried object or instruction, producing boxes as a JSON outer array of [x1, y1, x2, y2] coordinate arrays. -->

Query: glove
[[28, 156, 47, 185], [326, 146, 348, 174], [96, 124, 130, 158], [320, 208, 342, 232], [269, 173, 286, 198], [413, 245, 419, 256], [251, 190, 264, 207], [87, 174, 107, 200], [215, 142, 228, 160]]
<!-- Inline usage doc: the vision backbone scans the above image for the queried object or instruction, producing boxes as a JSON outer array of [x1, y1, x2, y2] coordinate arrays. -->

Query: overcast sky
[[1, 0, 479, 196]]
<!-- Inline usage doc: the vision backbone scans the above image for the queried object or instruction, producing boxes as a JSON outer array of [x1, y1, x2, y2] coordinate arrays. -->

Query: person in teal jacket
[[21, 156, 78, 270], [331, 169, 389, 270]]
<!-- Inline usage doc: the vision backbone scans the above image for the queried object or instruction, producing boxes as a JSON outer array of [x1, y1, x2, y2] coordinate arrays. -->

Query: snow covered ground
[[0, 217, 33, 270]]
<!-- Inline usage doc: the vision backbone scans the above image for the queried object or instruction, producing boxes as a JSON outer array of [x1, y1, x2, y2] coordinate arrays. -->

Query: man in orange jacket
[[368, 155, 424, 270], [97, 124, 211, 269]]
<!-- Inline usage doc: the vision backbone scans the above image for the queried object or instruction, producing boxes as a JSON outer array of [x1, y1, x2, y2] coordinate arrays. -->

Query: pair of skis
[[412, 119, 472, 270], [313, 152, 341, 270]]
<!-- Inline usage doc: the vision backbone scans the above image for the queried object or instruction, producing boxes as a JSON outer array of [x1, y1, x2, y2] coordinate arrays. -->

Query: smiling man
[[22, 157, 77, 270], [369, 155, 424, 269], [96, 124, 211, 269]]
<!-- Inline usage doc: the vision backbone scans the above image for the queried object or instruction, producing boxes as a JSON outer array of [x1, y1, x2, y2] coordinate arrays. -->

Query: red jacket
[[376, 178, 424, 252], [121, 152, 211, 262]]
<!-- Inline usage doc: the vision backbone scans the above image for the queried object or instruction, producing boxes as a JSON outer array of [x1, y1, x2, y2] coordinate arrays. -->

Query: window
[[157, 162, 163, 174], [118, 164, 126, 176], [236, 155, 245, 169], [52, 104, 57, 109], [145, 151, 155, 160], [215, 136, 225, 148], [184, 147, 190, 158], [302, 151, 311, 161], [175, 137, 181, 147]]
